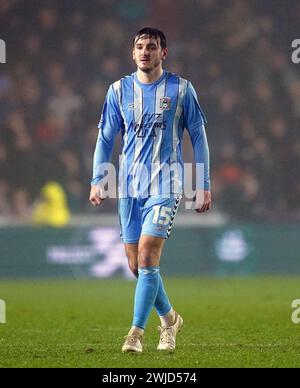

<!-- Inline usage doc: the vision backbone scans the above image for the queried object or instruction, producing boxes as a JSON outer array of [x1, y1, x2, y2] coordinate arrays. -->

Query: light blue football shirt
[[92, 70, 210, 198]]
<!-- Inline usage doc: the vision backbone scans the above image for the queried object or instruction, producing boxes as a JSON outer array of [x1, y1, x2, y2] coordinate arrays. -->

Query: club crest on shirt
[[128, 103, 135, 110], [160, 97, 171, 111]]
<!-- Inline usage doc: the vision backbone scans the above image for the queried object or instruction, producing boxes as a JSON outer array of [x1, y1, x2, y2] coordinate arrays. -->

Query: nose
[[141, 47, 150, 56]]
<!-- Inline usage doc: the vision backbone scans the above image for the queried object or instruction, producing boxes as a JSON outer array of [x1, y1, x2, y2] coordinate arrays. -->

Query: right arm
[[90, 84, 123, 206]]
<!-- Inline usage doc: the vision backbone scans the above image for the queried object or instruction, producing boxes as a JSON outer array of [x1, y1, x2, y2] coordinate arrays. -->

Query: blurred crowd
[[0, 0, 299, 221]]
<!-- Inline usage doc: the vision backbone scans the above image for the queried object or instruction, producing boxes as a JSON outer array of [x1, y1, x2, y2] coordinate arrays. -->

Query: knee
[[138, 248, 150, 262], [138, 247, 159, 268]]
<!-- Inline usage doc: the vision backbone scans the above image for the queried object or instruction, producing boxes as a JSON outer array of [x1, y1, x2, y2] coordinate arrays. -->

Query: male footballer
[[90, 27, 211, 353]]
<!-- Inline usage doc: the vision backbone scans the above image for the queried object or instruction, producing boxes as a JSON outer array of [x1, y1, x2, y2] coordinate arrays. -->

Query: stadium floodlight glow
[[291, 39, 300, 64], [0, 39, 6, 63], [0, 299, 6, 324]]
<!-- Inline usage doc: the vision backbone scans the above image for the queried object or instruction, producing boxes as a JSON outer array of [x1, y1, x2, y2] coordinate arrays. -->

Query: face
[[133, 35, 168, 73]]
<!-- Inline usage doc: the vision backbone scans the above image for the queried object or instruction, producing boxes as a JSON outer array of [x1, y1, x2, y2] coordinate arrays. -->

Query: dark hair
[[133, 27, 167, 49]]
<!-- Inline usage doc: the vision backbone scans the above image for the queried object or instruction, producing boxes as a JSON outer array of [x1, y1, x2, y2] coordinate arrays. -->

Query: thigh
[[140, 194, 182, 240], [118, 198, 142, 243]]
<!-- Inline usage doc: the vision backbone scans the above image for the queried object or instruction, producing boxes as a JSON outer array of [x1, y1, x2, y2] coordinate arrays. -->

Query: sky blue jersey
[[92, 70, 210, 198]]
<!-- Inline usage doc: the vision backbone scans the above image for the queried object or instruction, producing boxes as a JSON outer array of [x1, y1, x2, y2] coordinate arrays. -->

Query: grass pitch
[[0, 277, 300, 368]]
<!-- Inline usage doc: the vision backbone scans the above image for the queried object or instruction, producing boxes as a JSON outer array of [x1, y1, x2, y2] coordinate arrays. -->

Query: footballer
[[90, 27, 211, 353]]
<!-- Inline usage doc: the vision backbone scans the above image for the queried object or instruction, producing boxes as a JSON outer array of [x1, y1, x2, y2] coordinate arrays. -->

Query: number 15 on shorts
[[152, 206, 172, 225]]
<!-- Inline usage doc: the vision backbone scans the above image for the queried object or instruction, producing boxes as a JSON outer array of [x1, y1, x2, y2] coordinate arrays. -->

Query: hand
[[89, 185, 105, 207], [194, 190, 212, 213]]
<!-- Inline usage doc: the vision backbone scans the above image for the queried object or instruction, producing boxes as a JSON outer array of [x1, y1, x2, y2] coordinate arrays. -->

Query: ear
[[162, 48, 168, 61]]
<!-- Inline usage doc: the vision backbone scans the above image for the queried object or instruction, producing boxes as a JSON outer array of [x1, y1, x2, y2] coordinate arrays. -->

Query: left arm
[[184, 82, 211, 213]]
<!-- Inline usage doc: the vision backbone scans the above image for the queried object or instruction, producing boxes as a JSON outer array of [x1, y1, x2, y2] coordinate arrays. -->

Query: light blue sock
[[154, 274, 172, 316], [132, 266, 160, 329]]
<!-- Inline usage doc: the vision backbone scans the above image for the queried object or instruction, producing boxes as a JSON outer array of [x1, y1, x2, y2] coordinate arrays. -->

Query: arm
[[90, 84, 123, 206], [184, 82, 211, 213]]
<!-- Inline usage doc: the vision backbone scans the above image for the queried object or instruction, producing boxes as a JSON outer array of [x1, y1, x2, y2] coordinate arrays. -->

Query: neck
[[136, 66, 164, 84]]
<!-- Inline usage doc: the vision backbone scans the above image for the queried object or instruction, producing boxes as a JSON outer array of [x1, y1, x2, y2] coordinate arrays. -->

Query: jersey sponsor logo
[[160, 97, 171, 110], [133, 113, 166, 138]]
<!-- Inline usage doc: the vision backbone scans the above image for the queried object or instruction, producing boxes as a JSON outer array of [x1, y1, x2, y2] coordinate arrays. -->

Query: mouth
[[140, 58, 150, 63]]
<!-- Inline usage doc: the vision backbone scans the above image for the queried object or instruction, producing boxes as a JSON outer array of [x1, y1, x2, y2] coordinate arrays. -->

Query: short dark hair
[[133, 27, 167, 49]]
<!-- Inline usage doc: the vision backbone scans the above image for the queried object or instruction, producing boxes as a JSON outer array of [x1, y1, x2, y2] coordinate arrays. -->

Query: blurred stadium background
[[1, 0, 300, 369], [0, 0, 299, 279]]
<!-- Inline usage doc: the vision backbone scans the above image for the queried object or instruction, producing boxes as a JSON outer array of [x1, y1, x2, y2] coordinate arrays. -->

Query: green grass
[[0, 277, 300, 368]]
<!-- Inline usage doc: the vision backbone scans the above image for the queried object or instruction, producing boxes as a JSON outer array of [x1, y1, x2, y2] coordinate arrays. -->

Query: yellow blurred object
[[32, 182, 70, 227]]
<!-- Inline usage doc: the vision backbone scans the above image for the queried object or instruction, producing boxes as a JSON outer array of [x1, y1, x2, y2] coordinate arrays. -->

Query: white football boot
[[122, 330, 143, 353], [157, 311, 183, 351]]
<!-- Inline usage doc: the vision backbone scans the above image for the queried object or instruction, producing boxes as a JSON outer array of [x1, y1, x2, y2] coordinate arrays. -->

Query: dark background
[[0, 0, 299, 221]]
